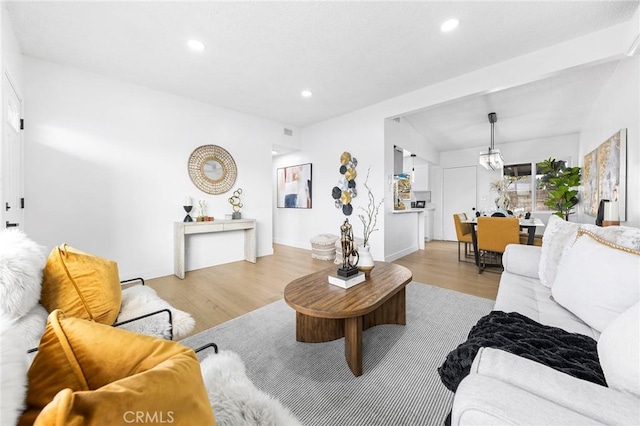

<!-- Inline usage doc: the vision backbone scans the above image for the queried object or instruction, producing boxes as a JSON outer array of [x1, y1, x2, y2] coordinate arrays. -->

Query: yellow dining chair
[[453, 213, 474, 262], [477, 217, 520, 273]]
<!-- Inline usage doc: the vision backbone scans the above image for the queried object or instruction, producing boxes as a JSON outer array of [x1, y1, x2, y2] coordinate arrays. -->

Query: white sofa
[[451, 217, 640, 425]]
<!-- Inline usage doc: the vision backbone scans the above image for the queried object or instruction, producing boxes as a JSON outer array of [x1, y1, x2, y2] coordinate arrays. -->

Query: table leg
[[344, 316, 363, 376], [244, 226, 257, 263], [174, 224, 185, 279], [527, 226, 535, 245], [470, 224, 480, 266]]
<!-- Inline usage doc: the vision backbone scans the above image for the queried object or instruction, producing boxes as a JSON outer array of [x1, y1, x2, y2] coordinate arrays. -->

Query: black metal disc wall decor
[[188, 145, 237, 194], [331, 151, 358, 215]]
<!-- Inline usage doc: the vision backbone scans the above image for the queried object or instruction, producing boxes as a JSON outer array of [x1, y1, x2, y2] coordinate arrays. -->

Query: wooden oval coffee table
[[284, 262, 412, 376]]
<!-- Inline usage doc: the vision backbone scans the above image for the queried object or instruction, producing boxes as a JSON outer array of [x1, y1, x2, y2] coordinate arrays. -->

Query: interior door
[[443, 166, 476, 241], [2, 73, 24, 230]]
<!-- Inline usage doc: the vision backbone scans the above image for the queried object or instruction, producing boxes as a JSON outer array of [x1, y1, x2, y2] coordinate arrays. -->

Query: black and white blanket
[[438, 310, 606, 393]]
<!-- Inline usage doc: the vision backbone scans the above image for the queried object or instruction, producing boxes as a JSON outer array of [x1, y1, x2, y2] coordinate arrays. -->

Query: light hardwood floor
[[147, 241, 500, 337]]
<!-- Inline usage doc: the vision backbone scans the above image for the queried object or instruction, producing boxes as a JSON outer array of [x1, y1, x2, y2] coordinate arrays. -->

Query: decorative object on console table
[[331, 152, 358, 216], [187, 145, 237, 195], [183, 197, 193, 222], [337, 218, 359, 278], [196, 199, 207, 221], [357, 166, 383, 278], [228, 188, 243, 219], [602, 201, 620, 227]]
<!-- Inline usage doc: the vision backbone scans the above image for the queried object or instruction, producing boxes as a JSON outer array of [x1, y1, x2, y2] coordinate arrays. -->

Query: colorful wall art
[[277, 163, 312, 208]]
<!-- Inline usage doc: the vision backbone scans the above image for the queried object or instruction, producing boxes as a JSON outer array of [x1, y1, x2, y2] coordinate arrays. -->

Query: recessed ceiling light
[[440, 18, 460, 32], [301, 90, 313, 98], [187, 39, 205, 51]]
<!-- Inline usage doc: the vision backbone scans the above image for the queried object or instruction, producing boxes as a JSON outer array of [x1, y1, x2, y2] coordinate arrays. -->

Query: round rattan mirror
[[188, 145, 237, 194]]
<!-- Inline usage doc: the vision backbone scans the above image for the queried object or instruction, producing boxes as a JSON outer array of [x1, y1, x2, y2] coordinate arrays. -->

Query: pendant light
[[479, 112, 504, 170]]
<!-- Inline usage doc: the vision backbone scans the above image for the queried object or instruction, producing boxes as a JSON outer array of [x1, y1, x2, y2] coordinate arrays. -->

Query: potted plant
[[537, 158, 582, 220], [357, 167, 384, 277]]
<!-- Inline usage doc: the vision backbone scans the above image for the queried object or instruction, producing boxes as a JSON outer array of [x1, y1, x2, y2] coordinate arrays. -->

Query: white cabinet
[[412, 164, 429, 191]]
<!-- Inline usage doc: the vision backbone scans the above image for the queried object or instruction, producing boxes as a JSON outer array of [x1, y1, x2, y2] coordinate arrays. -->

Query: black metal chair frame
[[194, 343, 219, 355], [27, 277, 175, 353]]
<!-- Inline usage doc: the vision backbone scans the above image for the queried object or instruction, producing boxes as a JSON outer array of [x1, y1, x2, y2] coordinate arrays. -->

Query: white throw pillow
[[0, 229, 46, 319], [538, 215, 581, 288], [0, 316, 29, 426], [552, 231, 640, 332], [598, 302, 640, 397]]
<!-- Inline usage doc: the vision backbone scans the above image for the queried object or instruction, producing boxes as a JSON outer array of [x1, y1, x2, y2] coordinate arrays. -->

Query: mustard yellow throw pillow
[[41, 244, 121, 325], [20, 310, 215, 426]]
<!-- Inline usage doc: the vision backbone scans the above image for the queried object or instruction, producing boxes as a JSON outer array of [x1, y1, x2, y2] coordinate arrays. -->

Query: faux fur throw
[[200, 350, 300, 426], [0, 229, 46, 319], [438, 310, 606, 393], [0, 316, 29, 426], [117, 285, 195, 340]]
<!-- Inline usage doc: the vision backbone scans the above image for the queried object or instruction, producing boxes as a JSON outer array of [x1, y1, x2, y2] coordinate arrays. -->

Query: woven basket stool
[[310, 234, 339, 261]]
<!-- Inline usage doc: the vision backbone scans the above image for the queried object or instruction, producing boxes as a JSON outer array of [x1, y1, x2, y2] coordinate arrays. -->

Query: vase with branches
[[490, 177, 513, 210], [358, 167, 384, 248], [357, 167, 383, 277]]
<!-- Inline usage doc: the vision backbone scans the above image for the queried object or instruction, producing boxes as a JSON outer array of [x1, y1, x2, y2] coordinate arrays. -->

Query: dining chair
[[453, 213, 473, 262], [476, 217, 520, 273], [519, 233, 543, 246]]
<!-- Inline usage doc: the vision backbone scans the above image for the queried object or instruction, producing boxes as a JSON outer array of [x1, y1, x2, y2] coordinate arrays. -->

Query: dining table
[[462, 216, 545, 266]]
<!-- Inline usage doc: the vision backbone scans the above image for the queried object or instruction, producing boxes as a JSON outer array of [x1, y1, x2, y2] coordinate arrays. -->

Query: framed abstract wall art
[[582, 129, 627, 220], [582, 149, 598, 216], [277, 163, 312, 208]]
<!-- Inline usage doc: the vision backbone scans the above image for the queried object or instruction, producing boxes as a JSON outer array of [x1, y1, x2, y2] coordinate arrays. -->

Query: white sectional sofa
[[451, 216, 640, 425]]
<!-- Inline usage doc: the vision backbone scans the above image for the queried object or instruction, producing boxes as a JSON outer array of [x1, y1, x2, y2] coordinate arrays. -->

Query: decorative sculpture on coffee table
[[229, 188, 243, 219], [338, 218, 359, 277]]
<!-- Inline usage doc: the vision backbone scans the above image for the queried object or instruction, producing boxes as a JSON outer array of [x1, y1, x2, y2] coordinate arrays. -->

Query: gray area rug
[[181, 282, 494, 426]]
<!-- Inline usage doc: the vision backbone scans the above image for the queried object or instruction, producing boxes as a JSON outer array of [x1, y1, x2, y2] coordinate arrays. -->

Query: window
[[504, 163, 533, 212], [503, 160, 568, 212]]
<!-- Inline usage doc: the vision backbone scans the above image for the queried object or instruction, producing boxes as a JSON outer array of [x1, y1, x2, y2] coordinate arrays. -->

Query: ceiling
[[6, 1, 638, 135], [402, 60, 621, 153]]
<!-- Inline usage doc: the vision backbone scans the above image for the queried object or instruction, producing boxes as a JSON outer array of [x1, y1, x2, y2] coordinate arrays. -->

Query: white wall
[[384, 118, 440, 260], [273, 108, 386, 260], [1, 5, 24, 228], [578, 56, 640, 228], [23, 58, 294, 279]]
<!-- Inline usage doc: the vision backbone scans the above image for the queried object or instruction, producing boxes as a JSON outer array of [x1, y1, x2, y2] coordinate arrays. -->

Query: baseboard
[[272, 237, 309, 250], [384, 244, 419, 262]]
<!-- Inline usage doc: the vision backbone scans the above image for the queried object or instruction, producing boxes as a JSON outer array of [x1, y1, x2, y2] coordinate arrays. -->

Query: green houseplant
[[537, 158, 582, 220]]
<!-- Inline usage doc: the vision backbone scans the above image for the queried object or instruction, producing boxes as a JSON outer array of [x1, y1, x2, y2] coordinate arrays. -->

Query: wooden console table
[[174, 219, 256, 279]]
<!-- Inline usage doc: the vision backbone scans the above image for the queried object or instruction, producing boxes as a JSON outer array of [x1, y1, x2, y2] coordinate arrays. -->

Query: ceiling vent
[[284, 128, 293, 136]]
